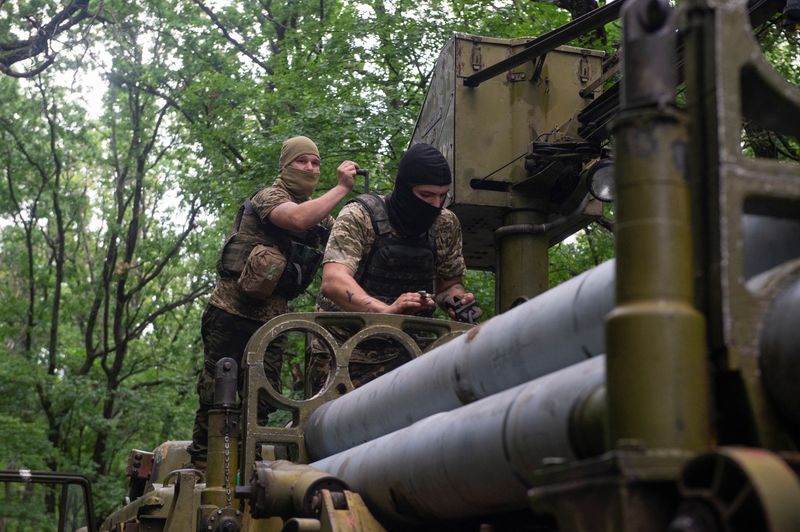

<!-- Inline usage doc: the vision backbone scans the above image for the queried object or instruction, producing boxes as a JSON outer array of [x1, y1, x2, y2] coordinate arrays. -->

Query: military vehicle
[[3, 0, 799, 529]]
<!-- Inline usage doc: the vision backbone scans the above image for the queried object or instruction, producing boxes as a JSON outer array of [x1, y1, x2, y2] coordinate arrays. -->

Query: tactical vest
[[217, 191, 328, 300], [351, 194, 436, 311]]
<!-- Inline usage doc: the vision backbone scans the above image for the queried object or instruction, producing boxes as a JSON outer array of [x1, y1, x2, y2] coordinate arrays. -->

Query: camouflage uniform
[[188, 182, 332, 463], [308, 198, 465, 393]]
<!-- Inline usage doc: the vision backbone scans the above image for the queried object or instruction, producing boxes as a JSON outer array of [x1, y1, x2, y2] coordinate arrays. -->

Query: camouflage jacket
[[316, 197, 466, 312]]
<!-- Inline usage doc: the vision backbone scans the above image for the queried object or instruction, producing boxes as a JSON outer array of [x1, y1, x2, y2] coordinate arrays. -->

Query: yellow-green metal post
[[201, 358, 241, 511], [496, 209, 549, 314], [202, 408, 240, 508], [605, 0, 710, 452]]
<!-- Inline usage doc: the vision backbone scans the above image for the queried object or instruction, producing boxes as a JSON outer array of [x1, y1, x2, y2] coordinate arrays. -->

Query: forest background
[[0, 0, 796, 518]]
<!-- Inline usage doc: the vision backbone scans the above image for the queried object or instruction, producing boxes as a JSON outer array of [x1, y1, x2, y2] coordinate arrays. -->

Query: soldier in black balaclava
[[309, 143, 479, 392]]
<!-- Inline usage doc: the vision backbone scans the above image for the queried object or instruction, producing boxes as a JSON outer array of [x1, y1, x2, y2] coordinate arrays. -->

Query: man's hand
[[439, 293, 482, 323], [434, 279, 481, 323], [269, 160, 360, 231], [383, 291, 436, 315], [336, 160, 359, 191]]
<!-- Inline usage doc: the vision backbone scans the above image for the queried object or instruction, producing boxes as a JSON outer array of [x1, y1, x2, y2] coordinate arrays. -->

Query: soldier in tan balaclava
[[187, 136, 360, 468]]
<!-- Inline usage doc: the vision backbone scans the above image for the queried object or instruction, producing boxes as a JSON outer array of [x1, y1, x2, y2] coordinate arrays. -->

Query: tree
[[0, 0, 108, 77], [0, 0, 217, 513]]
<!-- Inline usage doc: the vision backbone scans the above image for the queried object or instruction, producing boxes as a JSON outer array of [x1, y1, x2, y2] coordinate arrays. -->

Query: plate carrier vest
[[216, 191, 328, 300], [351, 193, 436, 314]]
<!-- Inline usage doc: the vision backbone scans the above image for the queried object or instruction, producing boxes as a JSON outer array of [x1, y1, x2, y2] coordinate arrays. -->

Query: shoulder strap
[[427, 223, 437, 253], [242, 198, 255, 226], [243, 184, 266, 224], [231, 203, 247, 233], [241, 189, 282, 246], [229, 185, 267, 234], [349, 193, 392, 236]]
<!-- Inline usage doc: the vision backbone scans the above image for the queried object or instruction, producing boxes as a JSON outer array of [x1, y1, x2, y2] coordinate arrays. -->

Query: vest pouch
[[237, 244, 287, 300], [275, 241, 324, 299], [216, 203, 252, 277]]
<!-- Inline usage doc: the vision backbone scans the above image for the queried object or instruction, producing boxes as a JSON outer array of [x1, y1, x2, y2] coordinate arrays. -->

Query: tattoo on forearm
[[346, 290, 355, 303]]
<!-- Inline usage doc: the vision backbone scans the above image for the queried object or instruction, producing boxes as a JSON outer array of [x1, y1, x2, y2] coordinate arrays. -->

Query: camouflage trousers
[[306, 338, 413, 395], [187, 304, 285, 463]]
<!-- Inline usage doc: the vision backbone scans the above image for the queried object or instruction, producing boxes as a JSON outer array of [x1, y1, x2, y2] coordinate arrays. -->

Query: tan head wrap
[[275, 136, 321, 201], [279, 136, 320, 168], [276, 167, 318, 202]]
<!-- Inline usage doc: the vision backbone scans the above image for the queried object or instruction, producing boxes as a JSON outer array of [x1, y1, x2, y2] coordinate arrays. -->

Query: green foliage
[[1, 0, 213, 517], [464, 270, 497, 320], [549, 221, 615, 287], [741, 20, 800, 161], [0, 413, 54, 471]]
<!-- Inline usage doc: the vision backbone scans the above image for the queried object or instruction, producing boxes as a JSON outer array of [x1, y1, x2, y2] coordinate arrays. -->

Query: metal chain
[[223, 414, 232, 506]]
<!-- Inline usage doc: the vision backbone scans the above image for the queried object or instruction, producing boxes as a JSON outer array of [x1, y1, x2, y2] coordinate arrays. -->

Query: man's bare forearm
[[322, 263, 388, 313]]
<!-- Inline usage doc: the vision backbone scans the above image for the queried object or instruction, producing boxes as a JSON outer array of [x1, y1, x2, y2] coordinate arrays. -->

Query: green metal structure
[[409, 32, 606, 312]]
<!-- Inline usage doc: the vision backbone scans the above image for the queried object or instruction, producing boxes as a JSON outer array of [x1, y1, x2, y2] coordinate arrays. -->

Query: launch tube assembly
[[304, 212, 799, 461], [306, 259, 616, 460], [311, 356, 606, 523]]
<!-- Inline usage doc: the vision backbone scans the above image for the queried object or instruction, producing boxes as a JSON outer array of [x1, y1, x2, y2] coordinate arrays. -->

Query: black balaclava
[[386, 143, 452, 237]]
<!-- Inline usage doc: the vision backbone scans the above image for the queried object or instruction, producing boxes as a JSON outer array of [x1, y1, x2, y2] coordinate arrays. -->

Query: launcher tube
[[305, 260, 616, 460], [310, 357, 605, 523]]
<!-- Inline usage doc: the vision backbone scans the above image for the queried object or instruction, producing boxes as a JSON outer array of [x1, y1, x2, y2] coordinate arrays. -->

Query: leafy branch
[[0, 0, 110, 77]]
